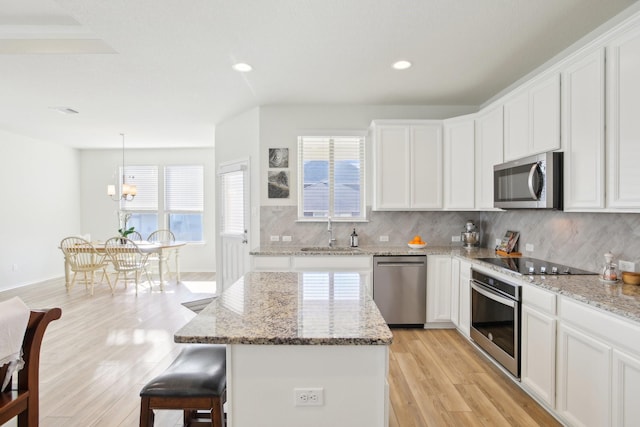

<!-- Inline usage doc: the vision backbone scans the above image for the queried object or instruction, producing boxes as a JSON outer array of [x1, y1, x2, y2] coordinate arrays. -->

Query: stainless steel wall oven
[[470, 269, 521, 378]]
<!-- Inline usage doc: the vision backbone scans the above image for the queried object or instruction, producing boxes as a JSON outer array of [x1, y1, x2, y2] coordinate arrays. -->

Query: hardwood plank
[[389, 329, 562, 427], [404, 333, 472, 412]]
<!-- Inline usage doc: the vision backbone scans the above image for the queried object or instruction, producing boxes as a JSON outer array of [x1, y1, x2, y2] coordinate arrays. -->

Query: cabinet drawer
[[252, 256, 291, 271], [559, 297, 640, 355], [292, 255, 372, 271], [522, 284, 556, 315]]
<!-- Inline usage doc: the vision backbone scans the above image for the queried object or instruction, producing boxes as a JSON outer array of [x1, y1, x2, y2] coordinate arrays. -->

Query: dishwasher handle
[[375, 261, 425, 267]]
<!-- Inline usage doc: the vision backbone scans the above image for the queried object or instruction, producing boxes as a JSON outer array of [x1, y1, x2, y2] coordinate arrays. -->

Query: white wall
[[258, 104, 477, 207], [0, 130, 80, 290], [80, 147, 216, 272]]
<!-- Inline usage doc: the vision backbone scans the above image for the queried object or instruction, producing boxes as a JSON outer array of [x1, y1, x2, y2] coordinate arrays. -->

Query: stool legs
[[139, 396, 153, 427], [139, 396, 225, 427]]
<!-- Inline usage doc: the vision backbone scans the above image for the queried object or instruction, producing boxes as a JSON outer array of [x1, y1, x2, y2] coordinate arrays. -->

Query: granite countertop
[[249, 244, 469, 257], [174, 271, 393, 346], [251, 245, 640, 323], [466, 255, 640, 323]]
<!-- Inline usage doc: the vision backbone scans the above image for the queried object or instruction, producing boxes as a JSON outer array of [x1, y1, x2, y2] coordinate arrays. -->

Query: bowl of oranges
[[408, 235, 427, 249]]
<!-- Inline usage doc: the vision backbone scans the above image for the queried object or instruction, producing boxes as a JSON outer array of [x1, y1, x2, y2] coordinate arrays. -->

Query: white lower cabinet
[[554, 296, 640, 427], [450, 258, 460, 328], [556, 322, 611, 427], [426, 255, 452, 324], [521, 304, 556, 407], [455, 259, 471, 337], [612, 349, 640, 426], [521, 283, 557, 408], [519, 281, 640, 426], [444, 257, 469, 334]]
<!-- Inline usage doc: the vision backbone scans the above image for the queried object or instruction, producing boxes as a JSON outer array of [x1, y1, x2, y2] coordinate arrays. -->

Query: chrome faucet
[[327, 217, 336, 247]]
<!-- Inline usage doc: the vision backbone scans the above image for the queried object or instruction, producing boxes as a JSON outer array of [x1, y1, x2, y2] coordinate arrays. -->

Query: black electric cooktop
[[475, 257, 597, 276]]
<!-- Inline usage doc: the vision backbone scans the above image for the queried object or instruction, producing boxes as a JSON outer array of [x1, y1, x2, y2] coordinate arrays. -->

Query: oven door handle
[[471, 281, 516, 308]]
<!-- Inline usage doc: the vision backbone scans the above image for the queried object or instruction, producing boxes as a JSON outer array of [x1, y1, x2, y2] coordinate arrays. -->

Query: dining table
[[62, 240, 186, 290]]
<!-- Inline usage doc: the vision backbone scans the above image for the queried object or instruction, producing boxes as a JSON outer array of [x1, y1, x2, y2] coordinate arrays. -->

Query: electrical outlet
[[270, 235, 280, 242], [294, 388, 324, 406], [619, 260, 637, 272], [451, 235, 461, 242], [525, 243, 534, 252], [495, 238, 502, 247], [12, 264, 18, 272], [379, 235, 389, 242], [282, 235, 292, 242]]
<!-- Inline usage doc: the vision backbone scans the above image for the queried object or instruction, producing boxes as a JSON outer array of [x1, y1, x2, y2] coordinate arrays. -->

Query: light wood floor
[[1, 275, 560, 427], [388, 328, 560, 427]]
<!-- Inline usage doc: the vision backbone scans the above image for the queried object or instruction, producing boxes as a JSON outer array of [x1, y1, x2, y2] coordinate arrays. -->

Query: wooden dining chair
[[0, 308, 62, 427], [147, 230, 176, 281], [60, 237, 113, 295], [105, 237, 155, 295]]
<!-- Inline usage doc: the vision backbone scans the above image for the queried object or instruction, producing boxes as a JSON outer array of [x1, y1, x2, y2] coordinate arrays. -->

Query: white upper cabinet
[[530, 73, 561, 154], [475, 105, 503, 210], [412, 125, 445, 209], [607, 25, 640, 209], [504, 73, 561, 161], [504, 89, 530, 161], [562, 48, 606, 210], [371, 120, 443, 210], [443, 115, 475, 209]]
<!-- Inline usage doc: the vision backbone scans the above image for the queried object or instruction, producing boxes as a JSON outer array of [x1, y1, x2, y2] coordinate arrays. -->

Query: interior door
[[218, 160, 250, 291]]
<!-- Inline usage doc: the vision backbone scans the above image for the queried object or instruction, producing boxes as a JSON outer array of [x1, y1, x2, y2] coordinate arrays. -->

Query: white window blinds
[[121, 166, 158, 211], [298, 136, 365, 220], [220, 170, 245, 234], [165, 165, 204, 212]]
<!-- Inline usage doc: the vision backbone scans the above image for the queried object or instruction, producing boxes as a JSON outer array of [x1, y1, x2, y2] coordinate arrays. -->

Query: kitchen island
[[175, 271, 393, 427]]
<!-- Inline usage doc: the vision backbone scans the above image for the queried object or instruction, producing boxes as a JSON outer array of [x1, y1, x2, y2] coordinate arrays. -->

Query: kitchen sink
[[300, 247, 360, 252]]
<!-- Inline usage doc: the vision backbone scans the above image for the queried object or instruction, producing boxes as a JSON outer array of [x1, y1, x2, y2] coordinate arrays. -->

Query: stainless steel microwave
[[494, 151, 563, 209]]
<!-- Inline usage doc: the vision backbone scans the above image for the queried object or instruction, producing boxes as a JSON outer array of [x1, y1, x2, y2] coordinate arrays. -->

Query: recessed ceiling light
[[232, 63, 253, 72], [392, 60, 412, 70]]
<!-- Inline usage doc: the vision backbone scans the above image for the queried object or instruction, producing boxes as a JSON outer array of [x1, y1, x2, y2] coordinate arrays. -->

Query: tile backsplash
[[260, 206, 640, 273], [480, 210, 640, 273]]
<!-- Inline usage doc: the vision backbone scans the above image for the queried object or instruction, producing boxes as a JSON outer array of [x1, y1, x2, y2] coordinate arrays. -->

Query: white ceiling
[[0, 0, 636, 149]]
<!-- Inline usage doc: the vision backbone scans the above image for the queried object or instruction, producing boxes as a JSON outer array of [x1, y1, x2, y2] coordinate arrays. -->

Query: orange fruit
[[409, 235, 424, 244]]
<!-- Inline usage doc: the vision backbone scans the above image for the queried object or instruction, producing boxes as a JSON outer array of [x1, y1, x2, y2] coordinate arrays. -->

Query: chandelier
[[107, 133, 137, 201]]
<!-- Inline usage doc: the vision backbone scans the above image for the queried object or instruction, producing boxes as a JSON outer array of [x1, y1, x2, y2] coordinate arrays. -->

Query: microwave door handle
[[527, 163, 540, 200]]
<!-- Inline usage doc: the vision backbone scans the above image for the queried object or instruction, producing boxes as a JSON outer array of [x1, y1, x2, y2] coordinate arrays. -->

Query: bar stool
[[139, 345, 226, 427]]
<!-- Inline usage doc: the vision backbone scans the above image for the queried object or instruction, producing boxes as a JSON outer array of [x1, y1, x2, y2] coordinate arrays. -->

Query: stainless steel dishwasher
[[373, 255, 427, 327]]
